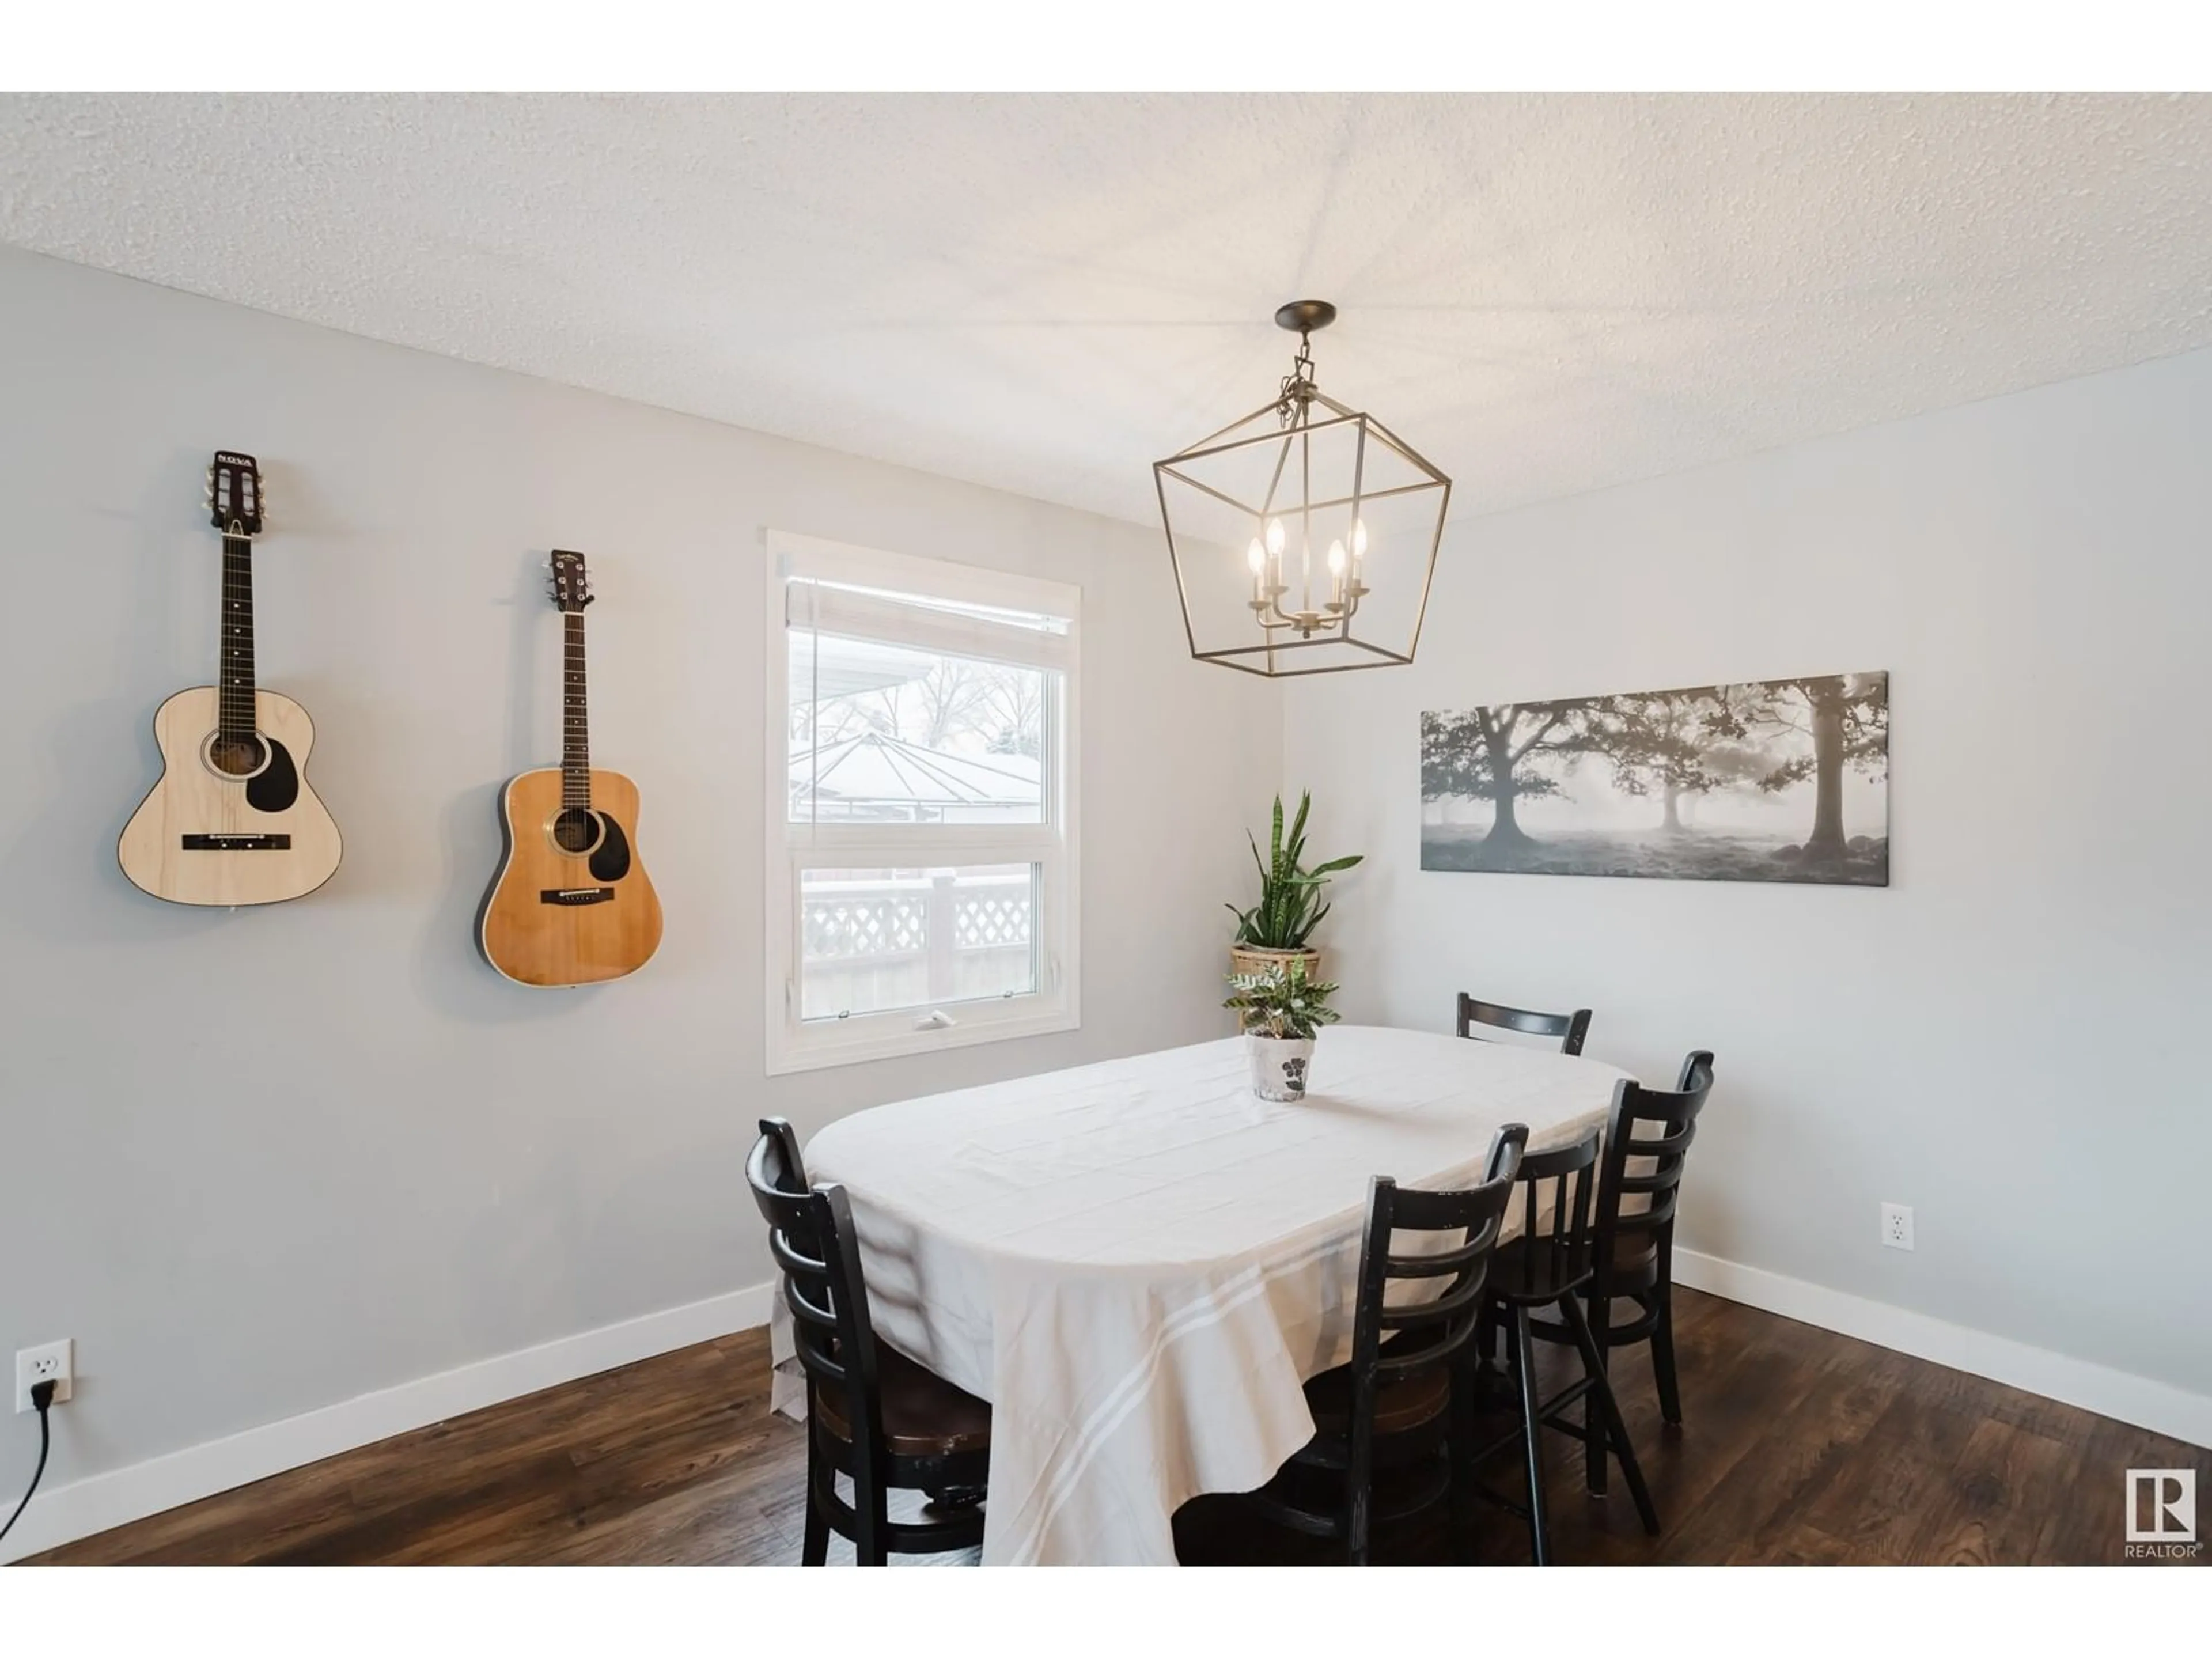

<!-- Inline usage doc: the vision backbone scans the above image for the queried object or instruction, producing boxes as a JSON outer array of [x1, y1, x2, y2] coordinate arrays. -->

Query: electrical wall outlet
[[1880, 1203, 1915, 1252], [15, 1339, 73, 1412]]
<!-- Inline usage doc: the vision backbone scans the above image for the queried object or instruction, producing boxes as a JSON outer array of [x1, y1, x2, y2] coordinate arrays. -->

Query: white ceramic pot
[[1248, 1033, 1316, 1102]]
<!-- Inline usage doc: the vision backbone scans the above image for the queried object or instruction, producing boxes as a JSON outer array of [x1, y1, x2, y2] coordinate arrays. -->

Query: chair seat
[[1486, 1237, 1594, 1304], [1302, 1360, 1451, 1437], [1488, 1230, 1661, 1305], [1604, 1230, 1660, 1291], [813, 1345, 992, 1456]]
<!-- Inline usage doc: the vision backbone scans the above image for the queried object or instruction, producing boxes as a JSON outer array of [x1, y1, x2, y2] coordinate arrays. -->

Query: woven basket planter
[[1229, 944, 1321, 982]]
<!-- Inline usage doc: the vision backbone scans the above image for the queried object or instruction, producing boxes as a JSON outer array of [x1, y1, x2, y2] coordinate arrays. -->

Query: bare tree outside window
[[789, 633, 1046, 825]]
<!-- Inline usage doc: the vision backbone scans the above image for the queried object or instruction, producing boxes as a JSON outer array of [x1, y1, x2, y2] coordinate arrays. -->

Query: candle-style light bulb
[[1246, 538, 1266, 576], [1351, 518, 1369, 560], [1264, 517, 1286, 558], [1327, 539, 1347, 577]]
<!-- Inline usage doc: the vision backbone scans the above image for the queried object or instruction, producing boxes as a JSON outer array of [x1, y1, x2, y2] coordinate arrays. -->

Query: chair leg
[[1652, 1282, 1683, 1426], [1584, 1292, 1611, 1497], [1562, 1294, 1659, 1535], [801, 1429, 830, 1567], [1510, 1305, 1551, 1566], [1345, 1415, 1375, 1566], [1448, 1358, 1479, 1554], [850, 1460, 888, 1566]]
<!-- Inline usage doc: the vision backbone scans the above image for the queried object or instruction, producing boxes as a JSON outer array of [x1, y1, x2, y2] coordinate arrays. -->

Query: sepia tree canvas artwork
[[1421, 672, 1889, 885]]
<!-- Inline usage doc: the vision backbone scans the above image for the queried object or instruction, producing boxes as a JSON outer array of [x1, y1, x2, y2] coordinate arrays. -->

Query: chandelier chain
[[1276, 332, 1318, 428]]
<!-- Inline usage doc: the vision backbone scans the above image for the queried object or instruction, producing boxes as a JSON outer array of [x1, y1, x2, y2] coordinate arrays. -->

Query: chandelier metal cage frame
[[1153, 300, 1452, 678]]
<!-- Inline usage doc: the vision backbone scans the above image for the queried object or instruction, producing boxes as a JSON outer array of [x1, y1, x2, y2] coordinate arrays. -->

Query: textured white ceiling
[[4, 92, 2210, 525]]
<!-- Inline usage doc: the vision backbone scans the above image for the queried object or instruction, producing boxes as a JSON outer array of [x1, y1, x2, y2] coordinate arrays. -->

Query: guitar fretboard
[[217, 533, 257, 738], [561, 612, 591, 809]]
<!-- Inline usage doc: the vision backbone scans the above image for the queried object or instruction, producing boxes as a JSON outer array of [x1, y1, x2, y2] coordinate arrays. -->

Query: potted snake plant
[[1226, 790, 1362, 984], [1222, 956, 1341, 1101]]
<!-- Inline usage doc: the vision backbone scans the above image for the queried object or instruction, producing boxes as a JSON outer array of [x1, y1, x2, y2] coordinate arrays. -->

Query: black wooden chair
[[1248, 1123, 1528, 1565], [746, 1117, 992, 1566], [1456, 993, 1592, 1056], [1471, 1125, 1660, 1564], [1572, 1051, 1716, 1464]]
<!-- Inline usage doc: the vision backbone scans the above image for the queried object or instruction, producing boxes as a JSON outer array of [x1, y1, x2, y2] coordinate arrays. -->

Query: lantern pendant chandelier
[[1154, 300, 1452, 677]]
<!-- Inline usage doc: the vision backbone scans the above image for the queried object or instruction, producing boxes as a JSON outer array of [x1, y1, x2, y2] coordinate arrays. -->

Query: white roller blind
[[784, 578, 1073, 672]]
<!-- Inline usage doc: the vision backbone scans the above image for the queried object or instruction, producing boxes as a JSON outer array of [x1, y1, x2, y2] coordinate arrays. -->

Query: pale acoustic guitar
[[478, 549, 664, 986], [118, 451, 343, 906]]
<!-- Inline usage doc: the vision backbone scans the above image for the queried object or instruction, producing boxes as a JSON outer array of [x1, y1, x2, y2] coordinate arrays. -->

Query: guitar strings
[[221, 514, 254, 837]]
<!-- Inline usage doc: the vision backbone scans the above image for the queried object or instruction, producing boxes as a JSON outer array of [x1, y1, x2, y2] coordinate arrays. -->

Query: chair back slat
[[1592, 1052, 1715, 1293], [1370, 1327, 1471, 1377], [1340, 1123, 1528, 1431], [1375, 1270, 1491, 1333], [745, 1118, 891, 1469], [769, 1228, 836, 1289], [1380, 1234, 1495, 1277], [1620, 1190, 1680, 1230], [1456, 994, 1592, 1057], [1617, 1122, 1696, 1162]]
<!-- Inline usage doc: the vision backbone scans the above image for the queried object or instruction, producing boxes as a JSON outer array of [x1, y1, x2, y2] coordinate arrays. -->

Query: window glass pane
[[790, 631, 1048, 824], [798, 865, 1039, 1021]]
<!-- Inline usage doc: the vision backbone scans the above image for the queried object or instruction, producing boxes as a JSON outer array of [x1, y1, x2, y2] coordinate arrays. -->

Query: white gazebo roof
[[791, 731, 1040, 816]]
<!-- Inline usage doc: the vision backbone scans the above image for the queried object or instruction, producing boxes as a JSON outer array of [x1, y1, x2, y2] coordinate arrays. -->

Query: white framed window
[[766, 530, 1081, 1075]]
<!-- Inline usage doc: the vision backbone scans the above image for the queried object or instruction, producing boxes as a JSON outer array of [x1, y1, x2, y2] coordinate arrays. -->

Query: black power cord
[[0, 1379, 59, 1548]]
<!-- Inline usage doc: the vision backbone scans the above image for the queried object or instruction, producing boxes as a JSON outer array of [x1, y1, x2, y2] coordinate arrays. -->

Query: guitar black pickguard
[[589, 813, 633, 883], [246, 738, 301, 813]]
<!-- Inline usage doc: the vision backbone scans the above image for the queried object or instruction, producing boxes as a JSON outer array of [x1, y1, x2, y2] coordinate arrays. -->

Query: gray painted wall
[[0, 247, 1279, 1498], [1289, 344, 2212, 1402], [6, 238, 2207, 1547]]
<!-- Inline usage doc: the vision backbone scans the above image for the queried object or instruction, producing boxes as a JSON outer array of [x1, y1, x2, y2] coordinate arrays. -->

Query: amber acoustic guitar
[[478, 550, 663, 986], [119, 452, 343, 906]]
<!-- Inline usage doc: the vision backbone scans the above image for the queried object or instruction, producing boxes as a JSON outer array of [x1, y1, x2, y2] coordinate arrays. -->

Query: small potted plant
[[1226, 790, 1362, 983], [1223, 956, 1341, 1102]]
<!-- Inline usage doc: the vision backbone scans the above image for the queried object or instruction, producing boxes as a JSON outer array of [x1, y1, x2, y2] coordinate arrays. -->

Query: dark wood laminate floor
[[26, 1290, 2208, 1567]]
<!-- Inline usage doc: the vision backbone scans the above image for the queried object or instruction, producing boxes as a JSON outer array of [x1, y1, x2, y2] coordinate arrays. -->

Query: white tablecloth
[[769, 1024, 1627, 1565]]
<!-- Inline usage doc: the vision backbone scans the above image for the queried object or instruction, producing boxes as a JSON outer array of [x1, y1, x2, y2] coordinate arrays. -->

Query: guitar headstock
[[549, 549, 594, 613], [206, 450, 265, 536]]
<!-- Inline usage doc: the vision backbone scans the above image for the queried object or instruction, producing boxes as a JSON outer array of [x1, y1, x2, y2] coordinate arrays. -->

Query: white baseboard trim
[[1675, 1249, 2212, 1452], [1, 1279, 777, 1565]]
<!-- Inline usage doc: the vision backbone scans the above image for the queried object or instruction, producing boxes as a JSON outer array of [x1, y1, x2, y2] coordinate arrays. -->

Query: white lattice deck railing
[[799, 872, 1035, 1019]]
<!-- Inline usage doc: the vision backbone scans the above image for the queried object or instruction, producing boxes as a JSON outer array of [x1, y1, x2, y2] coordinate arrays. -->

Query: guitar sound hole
[[552, 807, 602, 854], [208, 733, 268, 777]]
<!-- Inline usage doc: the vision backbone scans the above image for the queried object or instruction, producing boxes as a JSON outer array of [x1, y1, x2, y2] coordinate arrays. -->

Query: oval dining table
[[770, 1023, 1630, 1565]]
